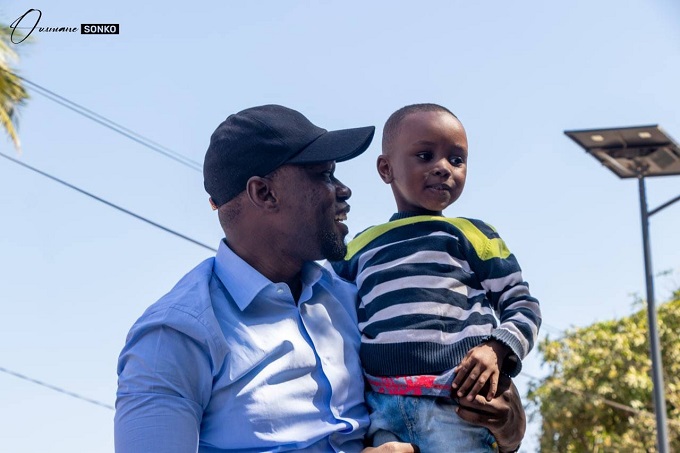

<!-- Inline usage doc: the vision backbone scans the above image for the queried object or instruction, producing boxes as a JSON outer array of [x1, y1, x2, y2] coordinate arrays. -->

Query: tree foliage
[[0, 24, 29, 151], [529, 290, 680, 452]]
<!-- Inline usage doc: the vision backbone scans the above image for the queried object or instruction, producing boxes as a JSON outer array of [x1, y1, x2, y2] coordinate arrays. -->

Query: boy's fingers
[[452, 369, 466, 389], [467, 370, 492, 401], [456, 364, 482, 397], [452, 361, 472, 389], [486, 374, 499, 401]]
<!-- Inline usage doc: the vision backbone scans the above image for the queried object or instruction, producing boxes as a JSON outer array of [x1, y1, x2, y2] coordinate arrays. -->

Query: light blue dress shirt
[[115, 240, 368, 452]]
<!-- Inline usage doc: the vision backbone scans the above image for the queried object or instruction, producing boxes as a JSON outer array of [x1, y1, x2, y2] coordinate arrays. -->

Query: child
[[331, 104, 541, 452]]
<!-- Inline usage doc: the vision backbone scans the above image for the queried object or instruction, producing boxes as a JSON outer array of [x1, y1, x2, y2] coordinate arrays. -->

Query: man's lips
[[335, 205, 350, 222], [335, 206, 350, 234]]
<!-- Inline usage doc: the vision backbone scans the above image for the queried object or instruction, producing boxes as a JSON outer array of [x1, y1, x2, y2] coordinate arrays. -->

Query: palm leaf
[[0, 24, 30, 152]]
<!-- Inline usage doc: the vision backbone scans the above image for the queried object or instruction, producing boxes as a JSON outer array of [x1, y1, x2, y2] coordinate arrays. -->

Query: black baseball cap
[[204, 104, 375, 206]]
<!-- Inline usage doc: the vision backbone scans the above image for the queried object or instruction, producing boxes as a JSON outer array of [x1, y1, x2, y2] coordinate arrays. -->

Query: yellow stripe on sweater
[[345, 216, 511, 261]]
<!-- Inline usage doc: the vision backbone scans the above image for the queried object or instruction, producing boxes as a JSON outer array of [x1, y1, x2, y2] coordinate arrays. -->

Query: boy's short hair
[[382, 103, 457, 152]]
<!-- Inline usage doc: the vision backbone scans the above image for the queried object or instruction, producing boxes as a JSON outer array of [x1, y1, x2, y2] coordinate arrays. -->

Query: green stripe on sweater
[[345, 215, 510, 261]]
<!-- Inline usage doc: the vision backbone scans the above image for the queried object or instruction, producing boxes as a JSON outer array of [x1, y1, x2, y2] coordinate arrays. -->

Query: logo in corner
[[9, 9, 43, 44], [81, 24, 120, 35], [9, 8, 120, 43]]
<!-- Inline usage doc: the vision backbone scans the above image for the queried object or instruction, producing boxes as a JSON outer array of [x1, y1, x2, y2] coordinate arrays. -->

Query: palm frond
[[0, 24, 29, 152]]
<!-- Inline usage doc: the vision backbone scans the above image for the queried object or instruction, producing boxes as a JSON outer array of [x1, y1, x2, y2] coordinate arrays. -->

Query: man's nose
[[335, 178, 351, 200]]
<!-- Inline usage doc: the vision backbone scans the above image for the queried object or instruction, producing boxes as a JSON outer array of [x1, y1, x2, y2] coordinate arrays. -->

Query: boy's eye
[[416, 152, 432, 161], [450, 156, 465, 166]]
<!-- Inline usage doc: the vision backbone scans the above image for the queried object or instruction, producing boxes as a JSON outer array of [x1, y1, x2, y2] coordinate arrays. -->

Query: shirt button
[[277, 288, 284, 294]]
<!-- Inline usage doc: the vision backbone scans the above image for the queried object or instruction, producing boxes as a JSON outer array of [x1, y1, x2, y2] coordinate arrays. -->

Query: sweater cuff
[[489, 329, 523, 377]]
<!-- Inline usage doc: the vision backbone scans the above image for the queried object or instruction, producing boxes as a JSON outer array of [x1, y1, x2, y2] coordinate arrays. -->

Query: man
[[114, 105, 525, 452]]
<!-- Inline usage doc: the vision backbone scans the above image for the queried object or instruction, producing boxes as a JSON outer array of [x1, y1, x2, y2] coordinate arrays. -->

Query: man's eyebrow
[[301, 162, 334, 171]]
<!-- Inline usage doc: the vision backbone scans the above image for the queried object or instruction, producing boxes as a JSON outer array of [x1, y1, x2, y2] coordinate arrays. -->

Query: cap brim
[[288, 126, 375, 164]]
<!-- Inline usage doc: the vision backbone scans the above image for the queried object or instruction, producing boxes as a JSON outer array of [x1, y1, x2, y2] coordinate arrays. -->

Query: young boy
[[331, 104, 541, 452]]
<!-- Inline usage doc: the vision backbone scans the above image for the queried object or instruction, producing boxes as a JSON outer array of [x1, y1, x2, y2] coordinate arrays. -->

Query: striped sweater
[[331, 213, 541, 378]]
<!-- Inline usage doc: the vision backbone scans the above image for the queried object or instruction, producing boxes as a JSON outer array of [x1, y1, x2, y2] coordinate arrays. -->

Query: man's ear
[[245, 176, 277, 210], [377, 155, 393, 183]]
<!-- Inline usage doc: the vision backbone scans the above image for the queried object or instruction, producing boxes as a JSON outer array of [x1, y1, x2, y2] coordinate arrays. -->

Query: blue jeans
[[366, 391, 498, 453]]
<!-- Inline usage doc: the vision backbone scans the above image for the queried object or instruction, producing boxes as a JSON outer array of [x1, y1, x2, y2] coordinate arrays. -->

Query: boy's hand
[[452, 339, 510, 401]]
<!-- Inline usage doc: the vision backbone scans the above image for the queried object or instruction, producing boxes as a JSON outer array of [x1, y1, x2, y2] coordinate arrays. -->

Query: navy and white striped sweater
[[331, 213, 542, 378]]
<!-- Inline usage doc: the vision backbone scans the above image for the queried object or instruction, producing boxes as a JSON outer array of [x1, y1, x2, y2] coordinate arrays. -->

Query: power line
[[3, 361, 676, 428], [0, 366, 114, 411], [0, 151, 217, 253], [0, 67, 202, 172]]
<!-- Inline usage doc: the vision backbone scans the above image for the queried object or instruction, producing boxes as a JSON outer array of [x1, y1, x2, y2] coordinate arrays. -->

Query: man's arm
[[455, 374, 525, 453], [115, 322, 212, 453]]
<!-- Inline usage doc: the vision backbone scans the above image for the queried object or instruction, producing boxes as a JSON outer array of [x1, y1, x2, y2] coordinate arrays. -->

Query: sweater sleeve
[[462, 219, 542, 376]]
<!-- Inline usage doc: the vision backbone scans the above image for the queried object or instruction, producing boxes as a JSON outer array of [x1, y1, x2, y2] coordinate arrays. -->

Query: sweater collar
[[389, 211, 445, 222]]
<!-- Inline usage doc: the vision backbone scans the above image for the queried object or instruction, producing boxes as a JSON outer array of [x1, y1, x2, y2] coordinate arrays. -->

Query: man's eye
[[450, 156, 465, 166]]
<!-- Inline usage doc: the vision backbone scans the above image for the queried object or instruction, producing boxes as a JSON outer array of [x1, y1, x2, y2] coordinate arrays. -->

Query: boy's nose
[[432, 160, 452, 177]]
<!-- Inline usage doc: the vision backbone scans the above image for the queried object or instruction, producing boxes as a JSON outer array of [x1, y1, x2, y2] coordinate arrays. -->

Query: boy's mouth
[[427, 183, 451, 191]]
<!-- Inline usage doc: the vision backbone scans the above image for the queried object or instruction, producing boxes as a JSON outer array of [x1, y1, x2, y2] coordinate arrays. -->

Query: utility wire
[[0, 152, 217, 253], [3, 362, 677, 426], [0, 366, 114, 411], [0, 67, 202, 171]]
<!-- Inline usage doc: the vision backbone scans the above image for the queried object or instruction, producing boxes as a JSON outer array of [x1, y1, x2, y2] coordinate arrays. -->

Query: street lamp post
[[564, 125, 680, 453]]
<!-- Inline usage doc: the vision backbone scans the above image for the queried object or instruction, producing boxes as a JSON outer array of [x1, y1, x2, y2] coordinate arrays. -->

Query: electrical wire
[[2, 362, 676, 426], [0, 366, 113, 411], [0, 151, 217, 253], [0, 67, 202, 172]]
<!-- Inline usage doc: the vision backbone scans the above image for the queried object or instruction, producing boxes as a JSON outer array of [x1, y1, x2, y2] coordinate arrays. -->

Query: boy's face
[[378, 110, 468, 216]]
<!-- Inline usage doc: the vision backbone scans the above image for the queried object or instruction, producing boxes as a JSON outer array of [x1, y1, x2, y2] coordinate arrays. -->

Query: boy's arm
[[471, 220, 541, 376]]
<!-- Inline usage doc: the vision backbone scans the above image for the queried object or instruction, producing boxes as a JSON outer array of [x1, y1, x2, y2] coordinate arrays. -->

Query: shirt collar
[[213, 239, 327, 310]]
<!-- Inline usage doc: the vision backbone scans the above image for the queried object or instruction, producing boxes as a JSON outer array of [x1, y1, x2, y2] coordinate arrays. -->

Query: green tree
[[0, 24, 29, 151], [529, 290, 680, 452]]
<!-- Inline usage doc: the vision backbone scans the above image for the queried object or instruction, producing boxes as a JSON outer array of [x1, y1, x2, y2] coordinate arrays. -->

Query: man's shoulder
[[133, 257, 220, 333]]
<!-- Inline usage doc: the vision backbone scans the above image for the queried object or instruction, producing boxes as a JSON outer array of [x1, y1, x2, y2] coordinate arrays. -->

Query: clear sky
[[1, 1, 679, 451]]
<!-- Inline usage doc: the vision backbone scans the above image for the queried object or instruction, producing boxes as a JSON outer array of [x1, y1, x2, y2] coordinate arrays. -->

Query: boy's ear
[[245, 176, 278, 210], [377, 155, 393, 183]]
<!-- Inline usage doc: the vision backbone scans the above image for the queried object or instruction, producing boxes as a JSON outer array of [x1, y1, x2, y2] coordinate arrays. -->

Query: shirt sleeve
[[114, 309, 214, 453]]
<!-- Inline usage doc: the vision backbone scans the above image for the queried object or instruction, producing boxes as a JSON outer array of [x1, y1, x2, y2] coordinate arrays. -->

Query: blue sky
[[1, 1, 679, 451]]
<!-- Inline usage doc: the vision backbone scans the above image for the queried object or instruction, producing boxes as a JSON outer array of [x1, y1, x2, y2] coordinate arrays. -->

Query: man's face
[[273, 162, 351, 262], [379, 111, 468, 216]]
